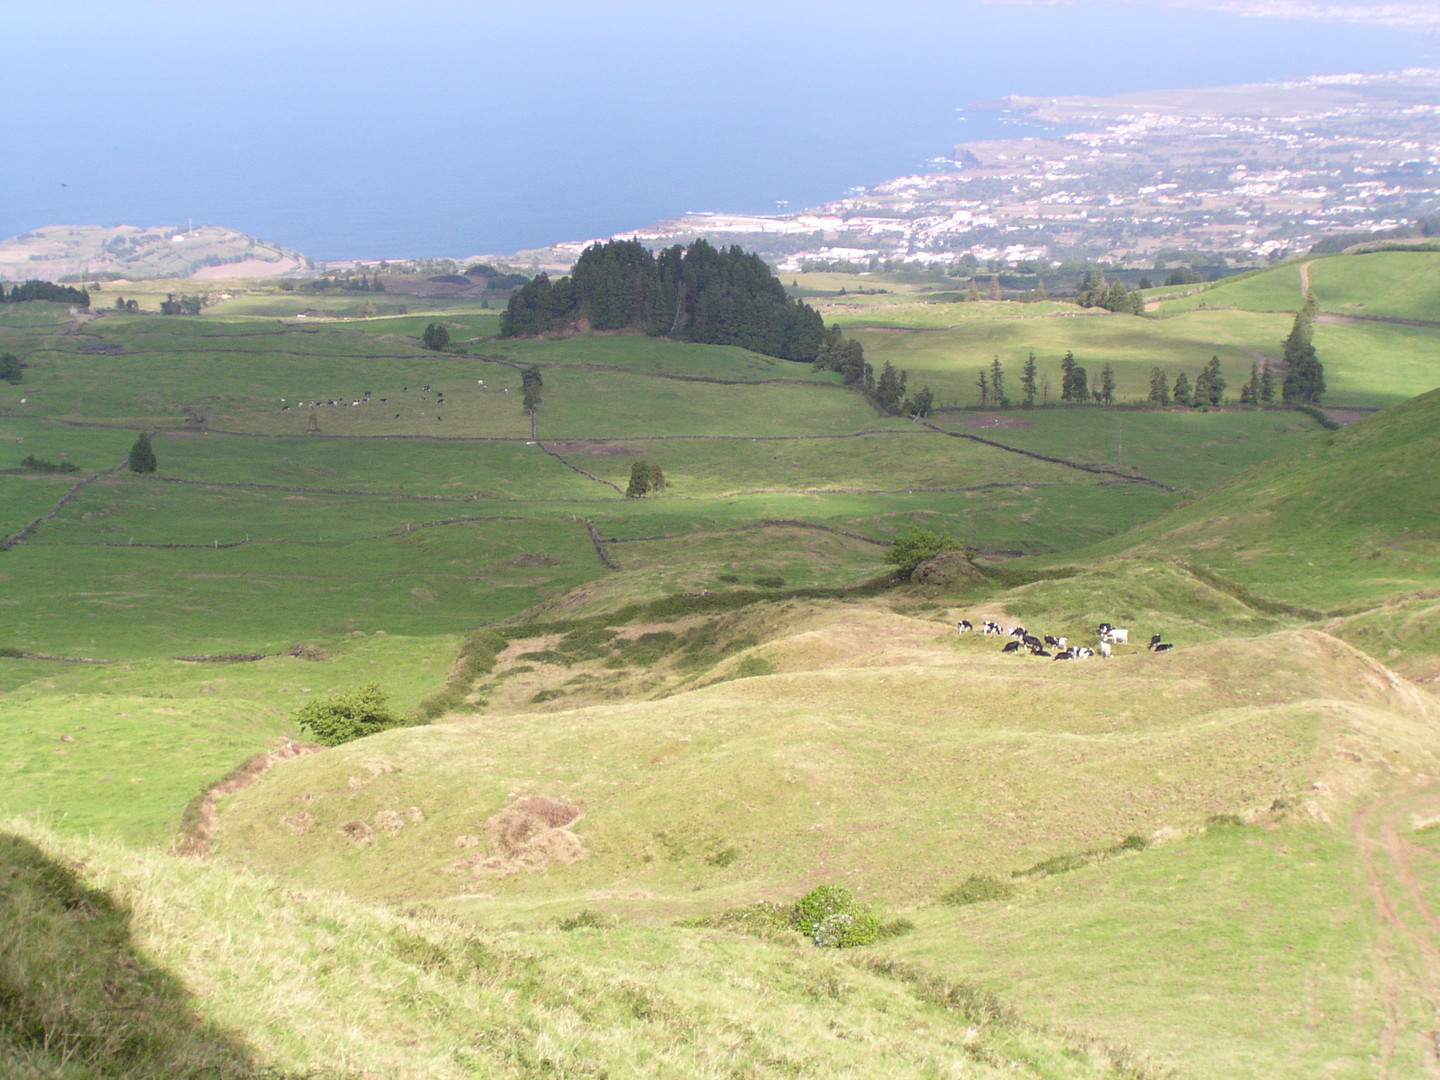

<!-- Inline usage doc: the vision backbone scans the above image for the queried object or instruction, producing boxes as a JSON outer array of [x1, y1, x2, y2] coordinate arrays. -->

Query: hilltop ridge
[[0, 223, 309, 283]]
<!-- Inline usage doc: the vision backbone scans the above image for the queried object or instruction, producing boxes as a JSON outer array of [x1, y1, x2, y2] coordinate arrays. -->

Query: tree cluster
[[1075, 269, 1144, 315], [1279, 299, 1326, 405], [0, 352, 21, 383], [421, 323, 450, 351], [1, 280, 90, 307], [501, 239, 825, 362], [625, 460, 667, 498]]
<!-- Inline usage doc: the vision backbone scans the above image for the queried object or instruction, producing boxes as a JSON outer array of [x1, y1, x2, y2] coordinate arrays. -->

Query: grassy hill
[[3, 256, 1439, 1078], [0, 223, 307, 281]]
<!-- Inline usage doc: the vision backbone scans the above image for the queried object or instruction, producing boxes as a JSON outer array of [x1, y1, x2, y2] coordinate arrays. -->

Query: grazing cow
[[1023, 634, 1043, 651], [1053, 649, 1074, 661], [1044, 634, 1060, 648], [1032, 648, 1052, 658], [1009, 626, 1028, 639], [1002, 640, 1022, 653], [1098, 640, 1112, 658], [982, 621, 1003, 635], [1102, 627, 1129, 645], [957, 620, 973, 634], [1153, 643, 1175, 652]]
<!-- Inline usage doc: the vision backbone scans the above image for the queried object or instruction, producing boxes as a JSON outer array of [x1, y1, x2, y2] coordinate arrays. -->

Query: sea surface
[[2, 0, 1436, 260]]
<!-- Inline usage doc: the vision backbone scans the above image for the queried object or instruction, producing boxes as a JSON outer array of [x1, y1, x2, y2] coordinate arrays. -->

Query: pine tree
[[128, 432, 157, 474], [1239, 361, 1260, 405], [874, 361, 908, 413], [1192, 355, 1225, 407], [1020, 352, 1038, 408], [1172, 371, 1193, 407], [1148, 367, 1171, 406], [1059, 351, 1077, 402], [966, 279, 980, 302], [521, 366, 543, 414], [989, 356, 1008, 407], [1259, 360, 1276, 404], [1098, 363, 1116, 405], [976, 369, 989, 408], [1280, 298, 1326, 404], [646, 462, 667, 494], [904, 386, 934, 418]]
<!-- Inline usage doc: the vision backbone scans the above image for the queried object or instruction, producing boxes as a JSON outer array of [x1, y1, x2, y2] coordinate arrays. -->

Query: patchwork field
[[3, 251, 1439, 1079]]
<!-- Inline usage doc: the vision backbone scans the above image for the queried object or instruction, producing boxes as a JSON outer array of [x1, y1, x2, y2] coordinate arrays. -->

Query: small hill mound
[[1107, 386, 1440, 611]]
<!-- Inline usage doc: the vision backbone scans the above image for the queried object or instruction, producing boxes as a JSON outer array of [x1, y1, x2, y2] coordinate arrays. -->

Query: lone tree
[[1280, 300, 1325, 404], [886, 527, 962, 579], [626, 460, 652, 498], [0, 352, 21, 383], [422, 322, 450, 351], [128, 432, 157, 474], [1148, 367, 1171, 406], [521, 365, 543, 413], [1020, 352, 1038, 408]]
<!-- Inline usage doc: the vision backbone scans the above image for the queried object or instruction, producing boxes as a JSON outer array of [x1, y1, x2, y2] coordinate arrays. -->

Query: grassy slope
[[1104, 386, 1440, 610], [5, 273, 1440, 1078], [3, 817, 1139, 1080]]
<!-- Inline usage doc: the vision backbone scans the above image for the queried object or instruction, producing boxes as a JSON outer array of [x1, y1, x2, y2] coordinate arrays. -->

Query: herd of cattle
[[956, 619, 1174, 659]]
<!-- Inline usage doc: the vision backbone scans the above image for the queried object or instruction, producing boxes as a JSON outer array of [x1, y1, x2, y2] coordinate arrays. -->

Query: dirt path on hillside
[[175, 740, 324, 857], [1350, 785, 1440, 1078], [1300, 260, 1313, 296]]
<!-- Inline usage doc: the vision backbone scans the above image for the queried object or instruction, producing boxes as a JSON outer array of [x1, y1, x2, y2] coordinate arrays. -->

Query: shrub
[[292, 683, 410, 746], [557, 909, 608, 931], [940, 873, 1016, 906], [793, 885, 880, 948], [1119, 833, 1149, 851], [886, 528, 962, 578]]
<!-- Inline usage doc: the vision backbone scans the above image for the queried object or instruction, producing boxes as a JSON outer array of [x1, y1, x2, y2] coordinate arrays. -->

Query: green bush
[[1119, 833, 1149, 851], [885, 527, 962, 578], [793, 884, 880, 948], [292, 683, 411, 746]]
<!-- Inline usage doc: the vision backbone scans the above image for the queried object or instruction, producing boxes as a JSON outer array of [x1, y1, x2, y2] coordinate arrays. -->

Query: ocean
[[2, 0, 1435, 260]]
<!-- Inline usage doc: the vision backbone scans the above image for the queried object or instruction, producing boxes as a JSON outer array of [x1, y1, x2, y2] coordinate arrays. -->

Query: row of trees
[[501, 239, 826, 362], [1, 280, 90, 307], [980, 337, 1323, 410]]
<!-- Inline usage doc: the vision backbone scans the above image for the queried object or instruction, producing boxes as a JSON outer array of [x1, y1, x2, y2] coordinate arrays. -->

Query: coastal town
[[536, 69, 1440, 274]]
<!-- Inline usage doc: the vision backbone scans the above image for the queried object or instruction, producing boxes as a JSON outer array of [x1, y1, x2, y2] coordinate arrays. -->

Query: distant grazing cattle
[[1149, 634, 1162, 650], [957, 620, 973, 634], [982, 621, 1003, 635], [1098, 640, 1112, 658], [1002, 640, 1022, 653], [1009, 626, 1028, 639], [1153, 643, 1175, 652]]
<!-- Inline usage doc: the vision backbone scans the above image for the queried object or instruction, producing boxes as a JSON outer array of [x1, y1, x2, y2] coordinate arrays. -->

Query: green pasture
[[1307, 250, 1440, 320], [927, 406, 1324, 490], [0, 633, 455, 845], [482, 332, 834, 383], [896, 821, 1390, 1080], [1311, 318, 1440, 406], [1, 514, 606, 657], [1109, 386, 1440, 610], [149, 432, 599, 499], [553, 427, 1104, 496], [1151, 262, 1305, 315]]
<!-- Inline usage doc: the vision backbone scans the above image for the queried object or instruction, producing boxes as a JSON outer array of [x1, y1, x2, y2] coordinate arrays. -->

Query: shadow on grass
[[0, 833, 337, 1080]]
